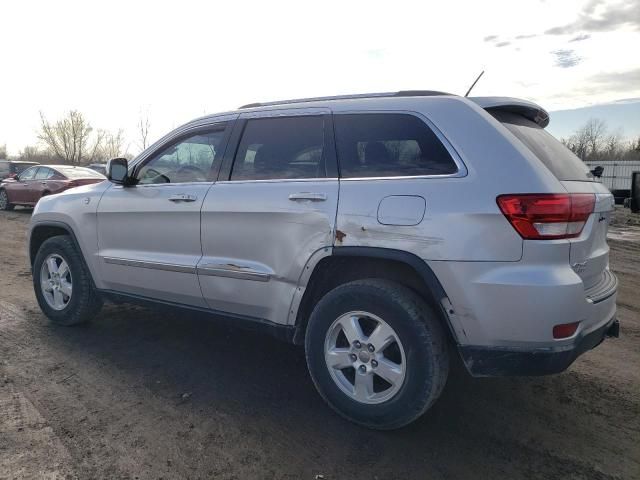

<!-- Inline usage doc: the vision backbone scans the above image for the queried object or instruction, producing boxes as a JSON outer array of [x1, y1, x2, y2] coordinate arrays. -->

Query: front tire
[[0, 189, 14, 211], [305, 279, 449, 430], [33, 235, 102, 326]]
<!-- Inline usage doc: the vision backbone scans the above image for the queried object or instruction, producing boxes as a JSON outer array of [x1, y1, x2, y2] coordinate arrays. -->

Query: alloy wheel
[[40, 253, 73, 310], [324, 311, 406, 404]]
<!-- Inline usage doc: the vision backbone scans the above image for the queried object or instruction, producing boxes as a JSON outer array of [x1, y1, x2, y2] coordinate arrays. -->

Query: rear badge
[[83, 197, 91, 205], [571, 261, 588, 273]]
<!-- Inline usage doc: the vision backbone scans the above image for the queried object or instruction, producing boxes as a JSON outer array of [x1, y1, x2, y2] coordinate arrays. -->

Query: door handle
[[288, 192, 327, 202], [168, 193, 198, 202], [41, 182, 48, 185]]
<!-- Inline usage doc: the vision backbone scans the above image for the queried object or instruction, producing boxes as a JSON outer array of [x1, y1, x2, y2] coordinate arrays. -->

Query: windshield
[[56, 166, 106, 179], [491, 110, 593, 182]]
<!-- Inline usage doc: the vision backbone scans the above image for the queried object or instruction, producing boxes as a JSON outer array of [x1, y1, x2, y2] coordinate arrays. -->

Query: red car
[[0, 165, 106, 210]]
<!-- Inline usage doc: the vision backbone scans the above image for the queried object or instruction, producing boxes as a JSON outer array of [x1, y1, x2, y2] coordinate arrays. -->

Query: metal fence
[[584, 160, 640, 191]]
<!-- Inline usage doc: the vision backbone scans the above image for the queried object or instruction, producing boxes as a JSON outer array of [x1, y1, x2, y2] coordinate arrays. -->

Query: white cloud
[[1, 0, 638, 154]]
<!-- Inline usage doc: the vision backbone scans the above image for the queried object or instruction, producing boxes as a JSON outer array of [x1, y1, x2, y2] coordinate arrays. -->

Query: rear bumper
[[459, 316, 619, 377]]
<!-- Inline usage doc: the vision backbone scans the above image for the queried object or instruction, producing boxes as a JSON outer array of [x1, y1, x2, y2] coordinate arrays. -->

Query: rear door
[[96, 120, 234, 307], [31, 167, 52, 203], [198, 109, 339, 323]]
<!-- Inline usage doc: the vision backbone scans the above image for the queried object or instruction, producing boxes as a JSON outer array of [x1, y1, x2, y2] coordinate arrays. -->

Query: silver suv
[[28, 91, 619, 429]]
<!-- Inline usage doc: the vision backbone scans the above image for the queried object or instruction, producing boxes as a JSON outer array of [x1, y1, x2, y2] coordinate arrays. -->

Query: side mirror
[[107, 158, 132, 185], [590, 165, 604, 178]]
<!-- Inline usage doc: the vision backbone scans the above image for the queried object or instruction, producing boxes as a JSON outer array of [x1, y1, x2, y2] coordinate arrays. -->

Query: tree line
[[561, 118, 640, 162], [3, 112, 639, 166], [3, 110, 152, 166]]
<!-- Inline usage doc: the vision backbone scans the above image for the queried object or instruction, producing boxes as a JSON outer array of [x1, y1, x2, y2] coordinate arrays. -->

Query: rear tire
[[33, 235, 102, 326], [305, 279, 449, 430], [0, 189, 14, 211]]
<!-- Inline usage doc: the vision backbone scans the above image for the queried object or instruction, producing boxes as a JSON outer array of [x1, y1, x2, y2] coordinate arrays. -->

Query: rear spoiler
[[469, 96, 550, 128]]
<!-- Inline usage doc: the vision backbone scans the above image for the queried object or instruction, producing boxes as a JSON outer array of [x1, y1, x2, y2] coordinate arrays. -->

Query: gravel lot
[[1, 208, 639, 479]]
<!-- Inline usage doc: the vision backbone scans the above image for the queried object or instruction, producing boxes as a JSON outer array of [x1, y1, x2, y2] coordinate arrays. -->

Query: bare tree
[[603, 130, 624, 159], [100, 129, 128, 160], [137, 111, 151, 151], [38, 111, 103, 165], [0, 143, 6, 159], [583, 118, 608, 159], [18, 145, 55, 163], [566, 118, 608, 160]]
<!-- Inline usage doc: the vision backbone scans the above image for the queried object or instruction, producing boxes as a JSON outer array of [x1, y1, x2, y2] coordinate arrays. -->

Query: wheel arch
[[292, 246, 460, 346], [29, 221, 84, 268]]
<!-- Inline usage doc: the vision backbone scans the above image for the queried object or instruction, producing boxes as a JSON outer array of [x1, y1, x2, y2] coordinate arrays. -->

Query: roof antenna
[[464, 70, 485, 97]]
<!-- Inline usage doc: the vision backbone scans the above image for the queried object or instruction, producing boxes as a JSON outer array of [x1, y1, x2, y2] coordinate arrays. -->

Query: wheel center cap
[[358, 351, 371, 363]]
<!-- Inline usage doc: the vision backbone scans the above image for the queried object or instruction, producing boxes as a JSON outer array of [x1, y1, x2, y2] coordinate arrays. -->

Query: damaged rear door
[[197, 109, 339, 324]]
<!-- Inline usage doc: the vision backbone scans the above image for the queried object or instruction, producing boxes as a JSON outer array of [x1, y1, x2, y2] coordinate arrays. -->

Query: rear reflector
[[497, 193, 595, 240], [553, 322, 580, 339]]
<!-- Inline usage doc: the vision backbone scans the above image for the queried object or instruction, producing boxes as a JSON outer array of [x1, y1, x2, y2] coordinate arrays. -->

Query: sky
[[1, 0, 639, 156]]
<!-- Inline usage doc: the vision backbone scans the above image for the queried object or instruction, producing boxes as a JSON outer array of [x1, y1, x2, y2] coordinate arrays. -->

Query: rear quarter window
[[334, 113, 458, 178], [490, 110, 593, 182]]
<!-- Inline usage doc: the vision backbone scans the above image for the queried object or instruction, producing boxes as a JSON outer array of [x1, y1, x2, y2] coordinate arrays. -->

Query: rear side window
[[231, 116, 325, 180], [334, 114, 458, 178], [490, 110, 593, 182]]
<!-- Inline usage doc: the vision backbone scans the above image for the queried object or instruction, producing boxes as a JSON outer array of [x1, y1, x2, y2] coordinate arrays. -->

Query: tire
[[32, 235, 102, 326], [305, 279, 449, 430], [0, 189, 14, 211]]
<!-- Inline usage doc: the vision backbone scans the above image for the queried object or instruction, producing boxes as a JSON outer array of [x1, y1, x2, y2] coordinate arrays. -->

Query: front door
[[96, 120, 234, 307], [11, 166, 39, 204], [198, 110, 339, 324]]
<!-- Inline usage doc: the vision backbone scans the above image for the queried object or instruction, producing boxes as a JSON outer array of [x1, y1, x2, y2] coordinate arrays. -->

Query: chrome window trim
[[103, 257, 196, 274], [333, 109, 468, 180], [216, 177, 338, 185], [129, 181, 214, 189]]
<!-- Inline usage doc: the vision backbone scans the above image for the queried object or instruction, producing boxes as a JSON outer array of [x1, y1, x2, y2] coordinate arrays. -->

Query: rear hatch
[[489, 109, 615, 295]]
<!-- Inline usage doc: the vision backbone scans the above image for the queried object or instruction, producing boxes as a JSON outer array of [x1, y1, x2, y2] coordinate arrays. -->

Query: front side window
[[335, 114, 458, 178], [18, 167, 38, 181], [231, 116, 325, 180], [137, 126, 227, 184]]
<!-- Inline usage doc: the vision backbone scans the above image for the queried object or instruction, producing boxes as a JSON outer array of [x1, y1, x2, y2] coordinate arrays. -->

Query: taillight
[[553, 321, 580, 339], [497, 193, 595, 240]]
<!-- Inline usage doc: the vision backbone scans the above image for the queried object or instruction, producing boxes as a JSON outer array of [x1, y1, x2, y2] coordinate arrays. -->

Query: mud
[[1, 207, 639, 479]]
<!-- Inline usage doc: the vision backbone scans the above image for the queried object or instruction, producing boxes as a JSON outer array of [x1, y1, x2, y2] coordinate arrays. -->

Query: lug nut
[[368, 344, 375, 352], [371, 360, 378, 368], [349, 354, 357, 361], [359, 365, 367, 373], [354, 341, 362, 349]]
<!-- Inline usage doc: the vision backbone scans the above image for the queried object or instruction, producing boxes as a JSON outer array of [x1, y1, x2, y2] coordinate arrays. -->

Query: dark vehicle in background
[[0, 160, 40, 180], [88, 163, 108, 175], [0, 165, 106, 210]]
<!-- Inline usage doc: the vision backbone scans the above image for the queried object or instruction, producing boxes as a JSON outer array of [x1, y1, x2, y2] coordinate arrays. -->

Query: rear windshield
[[56, 166, 106, 179], [490, 110, 593, 182]]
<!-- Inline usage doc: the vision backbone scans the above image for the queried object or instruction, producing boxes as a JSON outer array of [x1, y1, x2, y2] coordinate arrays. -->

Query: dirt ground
[[0, 207, 638, 480]]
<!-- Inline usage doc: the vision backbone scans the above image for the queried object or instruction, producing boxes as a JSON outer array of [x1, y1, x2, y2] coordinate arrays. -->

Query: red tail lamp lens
[[553, 322, 580, 339], [497, 194, 595, 240]]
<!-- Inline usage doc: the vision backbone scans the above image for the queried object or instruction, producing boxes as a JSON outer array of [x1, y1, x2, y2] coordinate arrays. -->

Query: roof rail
[[239, 90, 453, 109]]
